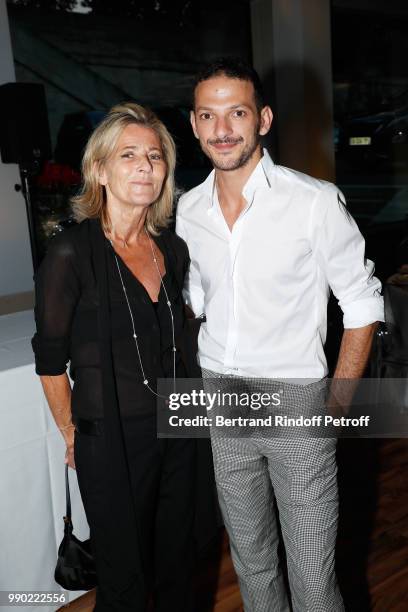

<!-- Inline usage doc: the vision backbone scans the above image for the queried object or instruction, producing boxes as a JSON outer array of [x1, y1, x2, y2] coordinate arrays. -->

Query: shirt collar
[[199, 148, 275, 209], [242, 148, 274, 202]]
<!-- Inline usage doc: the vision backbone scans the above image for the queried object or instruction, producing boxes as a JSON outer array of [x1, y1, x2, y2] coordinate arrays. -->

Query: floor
[[59, 438, 408, 612]]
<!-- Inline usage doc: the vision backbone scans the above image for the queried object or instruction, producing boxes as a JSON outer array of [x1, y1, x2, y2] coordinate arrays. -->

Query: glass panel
[[6, 0, 251, 262], [332, 1, 408, 281]]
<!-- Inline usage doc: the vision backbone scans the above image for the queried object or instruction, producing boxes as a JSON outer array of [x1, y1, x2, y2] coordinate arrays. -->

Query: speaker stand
[[16, 165, 39, 272]]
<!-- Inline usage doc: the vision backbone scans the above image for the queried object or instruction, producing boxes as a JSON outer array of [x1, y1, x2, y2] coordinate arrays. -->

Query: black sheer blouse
[[32, 219, 191, 420]]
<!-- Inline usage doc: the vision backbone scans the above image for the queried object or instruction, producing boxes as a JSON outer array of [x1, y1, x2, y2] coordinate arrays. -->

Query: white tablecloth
[[0, 311, 89, 611]]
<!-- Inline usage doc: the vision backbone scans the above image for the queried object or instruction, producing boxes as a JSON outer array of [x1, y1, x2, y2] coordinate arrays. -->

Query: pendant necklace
[[110, 228, 176, 397]]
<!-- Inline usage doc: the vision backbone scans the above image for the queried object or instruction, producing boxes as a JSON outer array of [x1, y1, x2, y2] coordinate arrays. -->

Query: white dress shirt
[[176, 150, 384, 379]]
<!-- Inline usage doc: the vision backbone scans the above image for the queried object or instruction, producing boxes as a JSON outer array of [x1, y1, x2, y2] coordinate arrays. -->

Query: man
[[176, 58, 383, 611]]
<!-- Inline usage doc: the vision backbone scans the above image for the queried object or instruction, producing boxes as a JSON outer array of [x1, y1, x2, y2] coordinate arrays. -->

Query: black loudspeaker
[[0, 82, 52, 165]]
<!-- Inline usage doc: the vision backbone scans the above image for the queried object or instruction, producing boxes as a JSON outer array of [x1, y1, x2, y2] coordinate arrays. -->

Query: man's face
[[191, 75, 272, 171]]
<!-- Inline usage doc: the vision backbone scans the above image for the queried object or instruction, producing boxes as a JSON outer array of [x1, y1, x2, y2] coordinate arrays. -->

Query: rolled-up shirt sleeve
[[31, 233, 80, 375], [314, 185, 384, 328], [175, 212, 205, 316]]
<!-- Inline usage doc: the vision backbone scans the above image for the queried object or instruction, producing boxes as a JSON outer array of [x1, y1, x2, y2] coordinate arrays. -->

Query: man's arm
[[334, 322, 378, 379], [313, 185, 384, 331], [328, 322, 378, 415], [313, 185, 384, 412]]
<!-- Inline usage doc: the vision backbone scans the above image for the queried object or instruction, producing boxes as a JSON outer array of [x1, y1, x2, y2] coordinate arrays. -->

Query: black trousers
[[74, 417, 195, 611]]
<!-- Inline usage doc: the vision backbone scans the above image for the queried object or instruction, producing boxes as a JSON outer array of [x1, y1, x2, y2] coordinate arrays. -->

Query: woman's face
[[98, 123, 167, 211]]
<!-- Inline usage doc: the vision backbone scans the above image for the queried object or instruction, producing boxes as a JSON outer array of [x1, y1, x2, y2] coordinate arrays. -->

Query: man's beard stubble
[[202, 122, 261, 171]]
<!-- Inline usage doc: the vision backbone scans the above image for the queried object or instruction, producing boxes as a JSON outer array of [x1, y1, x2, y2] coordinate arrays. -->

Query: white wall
[[0, 0, 34, 305]]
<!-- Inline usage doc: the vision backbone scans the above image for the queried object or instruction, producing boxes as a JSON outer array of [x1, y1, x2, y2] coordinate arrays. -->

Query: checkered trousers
[[202, 369, 345, 612]]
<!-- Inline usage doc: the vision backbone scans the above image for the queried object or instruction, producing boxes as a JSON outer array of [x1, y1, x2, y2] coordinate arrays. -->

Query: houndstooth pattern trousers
[[202, 369, 345, 612]]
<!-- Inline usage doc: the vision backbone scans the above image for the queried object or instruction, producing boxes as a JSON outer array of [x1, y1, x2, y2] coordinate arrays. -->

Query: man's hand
[[184, 303, 196, 319]]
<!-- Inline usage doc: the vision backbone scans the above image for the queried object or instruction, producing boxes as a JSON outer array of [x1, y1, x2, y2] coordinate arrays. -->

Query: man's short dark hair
[[193, 57, 265, 112]]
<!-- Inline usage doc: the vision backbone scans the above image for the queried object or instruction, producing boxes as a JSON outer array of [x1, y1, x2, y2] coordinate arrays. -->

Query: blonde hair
[[71, 102, 176, 235]]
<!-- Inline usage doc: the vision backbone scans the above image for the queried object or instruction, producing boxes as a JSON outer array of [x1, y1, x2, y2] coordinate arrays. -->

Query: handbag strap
[[63, 464, 73, 533]]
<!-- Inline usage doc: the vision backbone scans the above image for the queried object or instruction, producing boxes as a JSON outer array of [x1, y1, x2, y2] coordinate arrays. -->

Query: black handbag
[[372, 280, 408, 376], [370, 277, 408, 414], [54, 465, 97, 591]]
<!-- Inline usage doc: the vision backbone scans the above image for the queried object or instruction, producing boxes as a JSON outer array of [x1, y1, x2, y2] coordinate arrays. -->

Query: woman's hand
[[39, 374, 76, 468], [63, 425, 76, 470]]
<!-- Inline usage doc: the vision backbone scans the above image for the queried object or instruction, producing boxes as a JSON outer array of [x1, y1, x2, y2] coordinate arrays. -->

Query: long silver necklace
[[110, 228, 176, 397]]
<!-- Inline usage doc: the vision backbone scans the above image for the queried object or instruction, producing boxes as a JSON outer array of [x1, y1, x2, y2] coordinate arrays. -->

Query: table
[[0, 311, 89, 611]]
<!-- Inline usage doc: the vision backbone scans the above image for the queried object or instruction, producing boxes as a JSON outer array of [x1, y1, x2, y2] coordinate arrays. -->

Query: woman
[[32, 103, 199, 611]]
